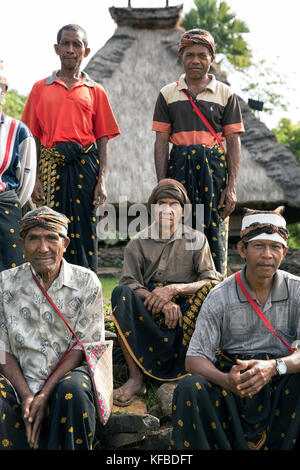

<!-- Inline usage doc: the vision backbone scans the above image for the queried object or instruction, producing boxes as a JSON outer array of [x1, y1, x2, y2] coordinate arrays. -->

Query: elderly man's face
[[19, 227, 70, 276], [238, 239, 288, 281], [154, 197, 183, 238]]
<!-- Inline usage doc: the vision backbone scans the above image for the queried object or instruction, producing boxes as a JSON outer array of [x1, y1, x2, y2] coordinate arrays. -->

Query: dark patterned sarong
[[111, 280, 218, 381], [0, 368, 96, 450], [38, 142, 99, 271], [168, 144, 228, 276], [0, 190, 24, 271], [171, 352, 300, 450]]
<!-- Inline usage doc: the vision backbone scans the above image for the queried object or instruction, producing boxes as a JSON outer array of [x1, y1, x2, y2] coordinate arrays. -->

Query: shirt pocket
[[228, 308, 248, 341], [76, 95, 92, 113]]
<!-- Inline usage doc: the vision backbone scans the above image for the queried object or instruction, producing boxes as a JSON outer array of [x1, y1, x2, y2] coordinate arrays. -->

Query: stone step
[[97, 267, 122, 278], [112, 397, 147, 415]]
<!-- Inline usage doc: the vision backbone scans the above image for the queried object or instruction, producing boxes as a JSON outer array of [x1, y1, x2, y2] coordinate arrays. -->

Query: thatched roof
[[84, 5, 300, 224]]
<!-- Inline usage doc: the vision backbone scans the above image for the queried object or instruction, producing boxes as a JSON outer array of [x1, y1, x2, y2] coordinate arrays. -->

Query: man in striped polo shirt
[[0, 77, 36, 271], [152, 29, 244, 275]]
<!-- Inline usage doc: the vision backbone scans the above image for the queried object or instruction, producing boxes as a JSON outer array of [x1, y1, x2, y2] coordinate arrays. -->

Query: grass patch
[[100, 276, 120, 300]]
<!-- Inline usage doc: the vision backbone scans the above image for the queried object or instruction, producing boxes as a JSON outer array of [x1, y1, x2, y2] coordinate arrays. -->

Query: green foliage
[[272, 120, 300, 249], [272, 118, 300, 162], [182, 0, 252, 68], [287, 224, 300, 249], [241, 59, 289, 115], [2, 89, 27, 120], [101, 276, 120, 300]]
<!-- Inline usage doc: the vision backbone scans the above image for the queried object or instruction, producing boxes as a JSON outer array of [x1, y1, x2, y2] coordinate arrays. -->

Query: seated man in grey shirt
[[171, 206, 300, 450]]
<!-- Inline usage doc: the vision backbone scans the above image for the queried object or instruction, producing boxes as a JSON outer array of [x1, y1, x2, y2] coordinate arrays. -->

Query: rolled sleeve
[[152, 92, 172, 134], [73, 272, 105, 347], [194, 236, 224, 282], [0, 286, 12, 355], [119, 240, 145, 291], [187, 292, 222, 362]]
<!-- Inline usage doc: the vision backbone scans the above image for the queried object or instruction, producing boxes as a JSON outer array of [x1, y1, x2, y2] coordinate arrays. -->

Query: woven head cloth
[[178, 29, 215, 56], [240, 206, 289, 247], [147, 178, 190, 214], [19, 206, 70, 238]]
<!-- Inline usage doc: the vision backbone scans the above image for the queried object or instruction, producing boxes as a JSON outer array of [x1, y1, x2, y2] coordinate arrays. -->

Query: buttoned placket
[[154, 238, 176, 280]]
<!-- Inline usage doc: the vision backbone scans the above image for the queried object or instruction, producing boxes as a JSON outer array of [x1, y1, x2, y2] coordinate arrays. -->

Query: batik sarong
[[0, 367, 96, 450], [168, 144, 228, 276], [171, 351, 300, 450], [38, 141, 99, 272], [0, 190, 24, 271], [111, 280, 218, 381]]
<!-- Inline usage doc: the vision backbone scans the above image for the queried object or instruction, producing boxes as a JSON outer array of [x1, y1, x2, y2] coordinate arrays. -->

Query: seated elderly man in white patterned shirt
[[0, 206, 104, 450], [171, 207, 300, 451]]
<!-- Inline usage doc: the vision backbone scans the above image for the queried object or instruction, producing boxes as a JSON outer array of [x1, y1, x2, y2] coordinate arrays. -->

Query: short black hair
[[57, 24, 88, 47]]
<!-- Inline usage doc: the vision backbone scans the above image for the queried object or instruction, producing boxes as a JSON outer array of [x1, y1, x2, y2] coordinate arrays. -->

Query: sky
[[1, 0, 299, 129]]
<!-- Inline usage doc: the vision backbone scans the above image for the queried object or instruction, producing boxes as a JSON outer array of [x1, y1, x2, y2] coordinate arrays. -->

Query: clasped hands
[[225, 358, 276, 398], [22, 391, 49, 449], [143, 285, 182, 329]]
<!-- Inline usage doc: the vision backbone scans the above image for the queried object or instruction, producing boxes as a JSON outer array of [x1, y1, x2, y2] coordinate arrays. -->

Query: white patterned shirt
[[0, 259, 104, 394]]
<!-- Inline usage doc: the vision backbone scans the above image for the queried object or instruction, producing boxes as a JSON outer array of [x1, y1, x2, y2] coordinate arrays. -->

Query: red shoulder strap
[[234, 271, 294, 353], [31, 270, 84, 384], [179, 85, 225, 153]]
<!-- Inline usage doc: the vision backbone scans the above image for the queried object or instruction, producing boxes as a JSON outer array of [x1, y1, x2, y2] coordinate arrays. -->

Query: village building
[[84, 3, 300, 240]]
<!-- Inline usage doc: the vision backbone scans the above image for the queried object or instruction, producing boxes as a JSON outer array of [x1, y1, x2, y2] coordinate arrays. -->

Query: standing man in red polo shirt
[[22, 24, 120, 272], [152, 29, 244, 276]]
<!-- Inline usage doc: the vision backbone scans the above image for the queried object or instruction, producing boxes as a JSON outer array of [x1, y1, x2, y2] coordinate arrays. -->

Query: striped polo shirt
[[152, 73, 244, 147]]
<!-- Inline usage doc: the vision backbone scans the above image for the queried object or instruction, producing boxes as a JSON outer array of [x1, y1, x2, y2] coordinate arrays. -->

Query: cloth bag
[[32, 271, 113, 425]]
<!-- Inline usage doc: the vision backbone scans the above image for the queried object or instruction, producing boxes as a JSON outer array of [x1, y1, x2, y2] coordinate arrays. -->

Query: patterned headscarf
[[147, 179, 190, 214], [178, 29, 215, 56], [240, 207, 289, 246], [19, 206, 70, 238]]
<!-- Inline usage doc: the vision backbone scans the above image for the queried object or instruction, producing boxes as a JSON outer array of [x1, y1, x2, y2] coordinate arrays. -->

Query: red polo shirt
[[22, 71, 120, 148]]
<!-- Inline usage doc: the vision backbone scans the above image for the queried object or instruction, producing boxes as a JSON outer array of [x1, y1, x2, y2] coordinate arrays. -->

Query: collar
[[31, 258, 80, 291], [46, 70, 96, 87], [177, 73, 217, 93], [236, 266, 289, 303]]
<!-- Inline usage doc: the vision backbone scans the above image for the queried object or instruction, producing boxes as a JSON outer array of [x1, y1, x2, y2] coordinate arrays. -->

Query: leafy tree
[[272, 119, 300, 249], [240, 58, 290, 115], [287, 224, 300, 249], [182, 0, 252, 68], [272, 118, 300, 162], [2, 89, 27, 120]]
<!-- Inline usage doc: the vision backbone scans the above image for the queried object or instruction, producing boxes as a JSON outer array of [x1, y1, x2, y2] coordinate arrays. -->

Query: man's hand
[[22, 394, 35, 447], [225, 358, 276, 398], [93, 181, 107, 207], [143, 285, 176, 315], [31, 177, 45, 205], [22, 392, 50, 449], [161, 301, 183, 329], [218, 184, 237, 220]]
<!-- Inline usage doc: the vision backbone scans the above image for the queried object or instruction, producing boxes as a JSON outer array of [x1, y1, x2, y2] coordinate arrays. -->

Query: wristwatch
[[275, 358, 287, 375]]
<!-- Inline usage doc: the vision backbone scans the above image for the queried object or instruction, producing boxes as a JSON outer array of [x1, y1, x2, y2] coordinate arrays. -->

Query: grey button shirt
[[0, 259, 104, 394], [187, 267, 300, 361], [120, 222, 223, 290]]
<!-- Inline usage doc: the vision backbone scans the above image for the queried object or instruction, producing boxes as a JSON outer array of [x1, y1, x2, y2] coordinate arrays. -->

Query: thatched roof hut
[[85, 4, 300, 233]]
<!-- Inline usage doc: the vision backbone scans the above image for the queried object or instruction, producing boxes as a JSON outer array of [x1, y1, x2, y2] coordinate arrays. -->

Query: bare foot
[[113, 378, 146, 407]]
